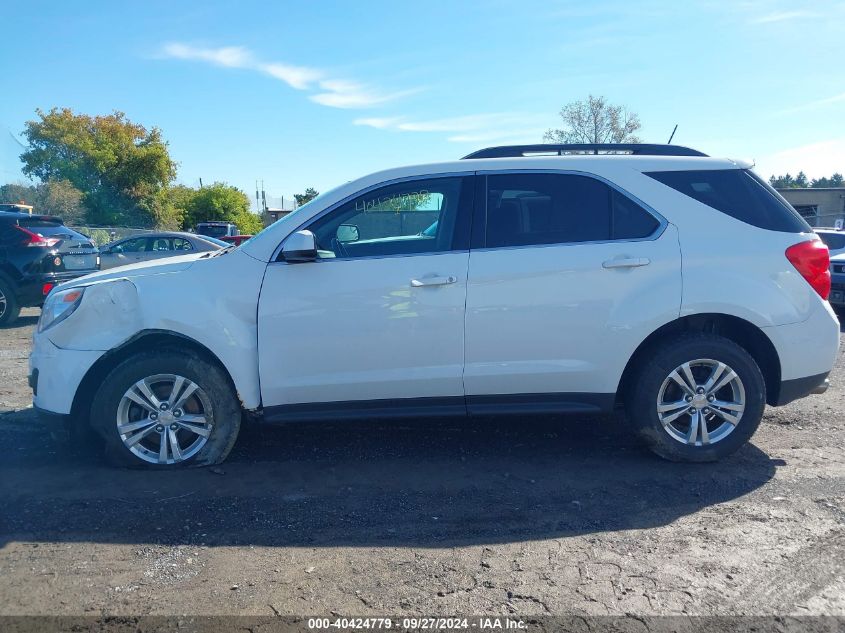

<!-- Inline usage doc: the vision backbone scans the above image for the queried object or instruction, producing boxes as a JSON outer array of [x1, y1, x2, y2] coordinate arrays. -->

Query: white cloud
[[159, 42, 412, 107], [310, 80, 416, 109], [754, 138, 845, 179], [752, 10, 818, 23], [161, 43, 254, 68], [258, 62, 322, 90], [354, 112, 547, 143], [778, 91, 845, 115]]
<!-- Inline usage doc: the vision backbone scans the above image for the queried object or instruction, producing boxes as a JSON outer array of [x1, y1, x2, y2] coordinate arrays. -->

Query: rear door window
[[484, 173, 659, 248], [646, 169, 810, 233]]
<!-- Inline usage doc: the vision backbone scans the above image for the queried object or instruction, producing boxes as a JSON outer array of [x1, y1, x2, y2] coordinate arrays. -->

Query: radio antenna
[[667, 124, 678, 144]]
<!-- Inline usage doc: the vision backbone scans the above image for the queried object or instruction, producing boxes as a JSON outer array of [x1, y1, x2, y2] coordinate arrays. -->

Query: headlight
[[39, 287, 85, 332]]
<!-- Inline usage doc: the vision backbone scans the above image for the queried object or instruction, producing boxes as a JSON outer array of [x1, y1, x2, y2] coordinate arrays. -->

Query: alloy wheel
[[656, 359, 746, 446], [116, 374, 214, 464]]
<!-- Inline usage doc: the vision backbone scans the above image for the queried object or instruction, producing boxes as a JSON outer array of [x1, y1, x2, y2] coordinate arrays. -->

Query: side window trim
[[475, 169, 667, 251], [272, 172, 477, 263]]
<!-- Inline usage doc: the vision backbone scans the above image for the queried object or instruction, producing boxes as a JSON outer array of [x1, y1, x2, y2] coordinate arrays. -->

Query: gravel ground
[[0, 308, 843, 618]]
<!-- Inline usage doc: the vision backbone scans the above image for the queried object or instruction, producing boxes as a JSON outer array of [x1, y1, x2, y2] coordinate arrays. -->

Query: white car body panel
[[32, 250, 265, 413], [257, 252, 469, 405], [464, 224, 682, 396]]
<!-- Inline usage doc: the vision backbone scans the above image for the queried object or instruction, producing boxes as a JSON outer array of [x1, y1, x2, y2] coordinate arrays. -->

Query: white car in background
[[29, 143, 840, 468], [815, 228, 845, 258], [98, 232, 227, 270]]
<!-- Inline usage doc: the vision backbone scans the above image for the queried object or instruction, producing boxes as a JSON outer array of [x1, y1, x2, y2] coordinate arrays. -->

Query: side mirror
[[337, 224, 360, 243], [281, 230, 317, 263]]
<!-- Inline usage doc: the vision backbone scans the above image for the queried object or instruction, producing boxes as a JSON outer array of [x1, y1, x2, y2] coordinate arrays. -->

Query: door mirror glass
[[336, 224, 360, 243], [282, 230, 317, 262]]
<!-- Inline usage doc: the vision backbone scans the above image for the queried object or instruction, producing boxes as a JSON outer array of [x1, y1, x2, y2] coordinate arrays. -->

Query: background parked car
[[0, 211, 98, 326], [196, 221, 238, 239], [815, 228, 845, 258], [830, 253, 845, 310], [98, 232, 224, 270], [220, 234, 252, 246]]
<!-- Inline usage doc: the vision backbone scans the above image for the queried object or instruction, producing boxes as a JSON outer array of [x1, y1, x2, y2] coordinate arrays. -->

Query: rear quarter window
[[645, 169, 810, 233]]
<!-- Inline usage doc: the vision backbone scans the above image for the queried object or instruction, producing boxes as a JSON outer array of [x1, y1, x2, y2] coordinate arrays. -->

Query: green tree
[[185, 182, 263, 234], [20, 108, 176, 227], [544, 95, 642, 145], [770, 173, 797, 188], [37, 179, 85, 224], [811, 173, 844, 188], [771, 172, 844, 189], [294, 187, 319, 207], [0, 183, 34, 206], [0, 179, 85, 223]]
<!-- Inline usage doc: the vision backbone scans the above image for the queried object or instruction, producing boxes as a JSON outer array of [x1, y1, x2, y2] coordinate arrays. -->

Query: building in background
[[777, 188, 845, 228], [264, 207, 293, 225]]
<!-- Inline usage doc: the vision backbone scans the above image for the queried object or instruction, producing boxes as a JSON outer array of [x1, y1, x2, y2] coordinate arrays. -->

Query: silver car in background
[[98, 232, 227, 270]]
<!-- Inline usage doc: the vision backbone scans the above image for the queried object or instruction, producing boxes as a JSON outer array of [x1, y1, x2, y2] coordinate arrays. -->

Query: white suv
[[29, 144, 840, 467]]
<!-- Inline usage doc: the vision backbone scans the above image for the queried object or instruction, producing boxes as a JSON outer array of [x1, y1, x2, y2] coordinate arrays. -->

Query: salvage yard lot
[[0, 308, 843, 616]]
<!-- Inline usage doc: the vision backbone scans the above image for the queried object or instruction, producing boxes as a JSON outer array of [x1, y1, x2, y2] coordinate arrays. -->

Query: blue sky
[[2, 0, 844, 209]]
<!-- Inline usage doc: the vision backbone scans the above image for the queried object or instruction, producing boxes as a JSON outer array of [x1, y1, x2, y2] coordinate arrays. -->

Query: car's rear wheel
[[91, 350, 241, 468], [626, 334, 766, 462], [0, 278, 21, 327]]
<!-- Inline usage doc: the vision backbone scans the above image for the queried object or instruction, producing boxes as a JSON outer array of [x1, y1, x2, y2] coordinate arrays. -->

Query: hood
[[56, 252, 206, 289]]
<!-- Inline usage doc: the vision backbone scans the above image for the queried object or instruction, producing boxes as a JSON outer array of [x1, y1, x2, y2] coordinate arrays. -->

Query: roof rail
[[462, 143, 708, 159]]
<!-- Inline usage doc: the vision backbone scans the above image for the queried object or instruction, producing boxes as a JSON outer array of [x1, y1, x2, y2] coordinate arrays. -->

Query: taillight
[[15, 225, 60, 247], [785, 240, 831, 300], [42, 283, 54, 296]]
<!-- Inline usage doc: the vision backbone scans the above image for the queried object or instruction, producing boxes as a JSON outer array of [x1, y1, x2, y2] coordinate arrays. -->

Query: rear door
[[464, 171, 681, 412]]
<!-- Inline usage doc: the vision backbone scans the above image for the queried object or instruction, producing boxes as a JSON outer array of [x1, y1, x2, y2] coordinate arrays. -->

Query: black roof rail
[[462, 143, 708, 159]]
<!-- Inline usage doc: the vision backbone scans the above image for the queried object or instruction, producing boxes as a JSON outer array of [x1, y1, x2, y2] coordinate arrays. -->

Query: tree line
[[769, 172, 844, 189], [2, 108, 266, 233], [6, 101, 841, 234]]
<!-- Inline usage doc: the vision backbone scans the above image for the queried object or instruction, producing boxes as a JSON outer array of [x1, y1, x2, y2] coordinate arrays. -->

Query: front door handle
[[411, 275, 457, 287], [602, 257, 651, 269]]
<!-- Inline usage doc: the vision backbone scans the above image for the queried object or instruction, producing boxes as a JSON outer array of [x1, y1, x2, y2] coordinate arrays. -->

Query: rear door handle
[[602, 257, 651, 269], [410, 275, 457, 287]]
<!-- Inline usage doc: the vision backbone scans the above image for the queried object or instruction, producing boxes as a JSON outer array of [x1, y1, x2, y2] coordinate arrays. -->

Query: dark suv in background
[[0, 211, 98, 326]]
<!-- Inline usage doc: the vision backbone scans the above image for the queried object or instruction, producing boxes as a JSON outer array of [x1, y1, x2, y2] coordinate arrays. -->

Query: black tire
[[0, 277, 21, 327], [626, 333, 766, 462], [91, 350, 241, 468]]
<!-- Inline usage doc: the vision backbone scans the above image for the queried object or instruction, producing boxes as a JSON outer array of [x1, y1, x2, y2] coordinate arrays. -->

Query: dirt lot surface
[[1, 308, 844, 618]]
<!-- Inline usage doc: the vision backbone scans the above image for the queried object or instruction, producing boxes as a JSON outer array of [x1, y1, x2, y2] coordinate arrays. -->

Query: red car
[[220, 234, 253, 246]]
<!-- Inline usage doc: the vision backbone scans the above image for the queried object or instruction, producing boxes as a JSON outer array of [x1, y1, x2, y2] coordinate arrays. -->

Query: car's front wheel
[[91, 350, 241, 467], [626, 334, 766, 462]]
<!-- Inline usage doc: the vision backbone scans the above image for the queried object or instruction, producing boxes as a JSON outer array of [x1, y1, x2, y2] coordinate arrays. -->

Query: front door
[[258, 175, 475, 418]]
